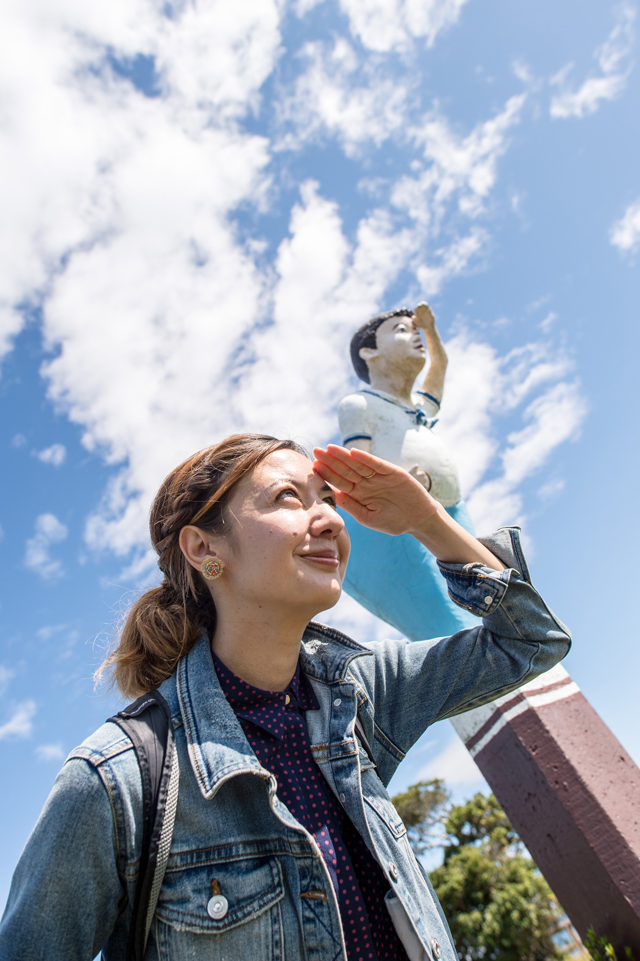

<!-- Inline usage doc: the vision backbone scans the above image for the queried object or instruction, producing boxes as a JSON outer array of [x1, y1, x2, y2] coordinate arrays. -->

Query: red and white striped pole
[[451, 664, 640, 952]]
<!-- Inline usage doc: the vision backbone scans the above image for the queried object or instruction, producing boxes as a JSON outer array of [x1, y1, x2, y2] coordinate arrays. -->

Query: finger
[[326, 444, 395, 476], [333, 490, 377, 525], [313, 447, 372, 485], [313, 460, 355, 494]]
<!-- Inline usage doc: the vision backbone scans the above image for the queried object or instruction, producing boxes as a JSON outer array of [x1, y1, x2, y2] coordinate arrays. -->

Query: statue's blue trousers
[[341, 501, 477, 641]]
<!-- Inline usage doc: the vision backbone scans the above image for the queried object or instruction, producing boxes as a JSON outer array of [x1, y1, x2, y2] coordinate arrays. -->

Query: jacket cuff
[[477, 526, 531, 583], [436, 527, 530, 618]]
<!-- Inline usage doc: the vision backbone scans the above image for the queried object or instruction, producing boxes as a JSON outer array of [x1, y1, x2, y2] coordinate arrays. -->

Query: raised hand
[[313, 444, 505, 569], [312, 444, 439, 537], [413, 301, 436, 330]]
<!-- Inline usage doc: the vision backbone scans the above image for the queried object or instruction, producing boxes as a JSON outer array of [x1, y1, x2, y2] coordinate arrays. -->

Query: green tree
[[390, 779, 450, 854], [393, 786, 564, 961], [584, 928, 635, 961]]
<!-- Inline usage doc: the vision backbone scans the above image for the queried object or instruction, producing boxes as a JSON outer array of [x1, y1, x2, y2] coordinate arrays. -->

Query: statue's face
[[372, 315, 426, 366]]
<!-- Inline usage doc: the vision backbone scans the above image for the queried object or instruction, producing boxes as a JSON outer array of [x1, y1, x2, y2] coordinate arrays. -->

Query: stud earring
[[201, 556, 225, 580]]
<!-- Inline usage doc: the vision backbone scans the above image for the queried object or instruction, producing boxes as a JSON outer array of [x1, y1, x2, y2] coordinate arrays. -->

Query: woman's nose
[[311, 500, 345, 538]]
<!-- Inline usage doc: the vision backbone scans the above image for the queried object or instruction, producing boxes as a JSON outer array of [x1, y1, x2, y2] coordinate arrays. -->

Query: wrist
[[405, 500, 443, 538]]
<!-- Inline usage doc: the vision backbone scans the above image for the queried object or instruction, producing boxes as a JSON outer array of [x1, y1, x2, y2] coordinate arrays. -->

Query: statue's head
[[350, 308, 425, 384]]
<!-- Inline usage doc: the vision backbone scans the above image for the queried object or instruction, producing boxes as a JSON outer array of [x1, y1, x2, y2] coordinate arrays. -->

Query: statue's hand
[[413, 301, 436, 330], [409, 465, 432, 492], [313, 445, 439, 536]]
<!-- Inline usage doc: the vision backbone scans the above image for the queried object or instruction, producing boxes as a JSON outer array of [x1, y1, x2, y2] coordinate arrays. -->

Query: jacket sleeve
[[0, 757, 130, 961], [348, 528, 571, 786]]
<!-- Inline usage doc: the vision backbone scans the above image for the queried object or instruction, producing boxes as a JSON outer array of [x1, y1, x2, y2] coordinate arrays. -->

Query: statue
[[338, 302, 476, 639], [339, 304, 640, 953]]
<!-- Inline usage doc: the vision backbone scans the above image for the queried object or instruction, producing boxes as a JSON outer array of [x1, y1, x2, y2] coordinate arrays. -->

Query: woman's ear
[[179, 525, 221, 572]]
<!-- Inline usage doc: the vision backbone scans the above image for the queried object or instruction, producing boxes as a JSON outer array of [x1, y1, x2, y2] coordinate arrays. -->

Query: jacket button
[[431, 938, 441, 958], [333, 698, 342, 706], [388, 861, 398, 881], [484, 595, 493, 605], [207, 895, 229, 920]]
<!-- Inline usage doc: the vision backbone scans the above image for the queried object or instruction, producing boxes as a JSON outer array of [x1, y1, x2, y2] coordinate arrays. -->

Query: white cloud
[[436, 333, 586, 534], [0, 665, 15, 697], [328, 0, 472, 53], [463, 383, 586, 533], [417, 730, 486, 789], [501, 381, 586, 487], [35, 742, 65, 761], [278, 39, 409, 155], [550, 4, 635, 119], [319, 587, 405, 643], [36, 623, 66, 641], [0, 0, 281, 370], [36, 443, 67, 467], [235, 182, 417, 444], [24, 513, 68, 579], [0, 0, 582, 581], [610, 196, 640, 253], [416, 229, 487, 297], [538, 478, 565, 501], [0, 700, 36, 741], [392, 93, 526, 230]]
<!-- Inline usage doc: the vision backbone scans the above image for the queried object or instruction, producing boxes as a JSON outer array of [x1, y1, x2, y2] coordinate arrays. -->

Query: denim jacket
[[0, 528, 571, 961]]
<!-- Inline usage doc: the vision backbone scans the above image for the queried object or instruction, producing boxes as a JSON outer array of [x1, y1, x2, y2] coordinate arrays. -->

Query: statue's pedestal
[[451, 664, 640, 953]]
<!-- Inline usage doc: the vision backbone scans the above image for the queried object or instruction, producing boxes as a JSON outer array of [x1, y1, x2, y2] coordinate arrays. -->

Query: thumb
[[335, 491, 376, 526]]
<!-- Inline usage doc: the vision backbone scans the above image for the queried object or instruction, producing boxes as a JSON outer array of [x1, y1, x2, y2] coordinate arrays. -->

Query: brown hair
[[98, 434, 308, 699]]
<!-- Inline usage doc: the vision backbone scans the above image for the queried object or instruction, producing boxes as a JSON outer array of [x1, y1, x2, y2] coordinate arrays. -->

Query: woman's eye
[[278, 488, 300, 501]]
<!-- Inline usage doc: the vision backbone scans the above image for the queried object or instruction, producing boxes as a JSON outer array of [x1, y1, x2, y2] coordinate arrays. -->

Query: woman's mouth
[[299, 551, 340, 568]]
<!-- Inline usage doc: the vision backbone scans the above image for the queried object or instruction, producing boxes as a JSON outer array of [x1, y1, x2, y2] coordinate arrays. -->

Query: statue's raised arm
[[413, 301, 448, 405]]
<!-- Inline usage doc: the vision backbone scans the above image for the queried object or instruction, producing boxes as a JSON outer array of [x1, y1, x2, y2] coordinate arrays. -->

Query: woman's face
[[219, 449, 350, 618]]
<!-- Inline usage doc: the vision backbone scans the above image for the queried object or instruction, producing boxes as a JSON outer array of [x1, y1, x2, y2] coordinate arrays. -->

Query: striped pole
[[451, 664, 640, 952]]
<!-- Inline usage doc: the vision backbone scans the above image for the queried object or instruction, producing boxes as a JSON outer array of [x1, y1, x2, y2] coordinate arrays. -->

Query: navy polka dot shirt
[[213, 653, 408, 961]]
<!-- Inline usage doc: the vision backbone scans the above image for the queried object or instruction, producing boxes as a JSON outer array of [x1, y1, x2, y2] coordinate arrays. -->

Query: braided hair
[[98, 434, 307, 698]]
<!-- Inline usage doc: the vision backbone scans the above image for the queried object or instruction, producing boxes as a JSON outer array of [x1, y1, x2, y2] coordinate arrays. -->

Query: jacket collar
[[169, 623, 372, 800]]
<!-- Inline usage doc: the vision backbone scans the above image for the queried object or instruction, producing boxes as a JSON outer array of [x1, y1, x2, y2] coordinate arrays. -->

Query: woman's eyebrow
[[264, 475, 299, 491], [264, 476, 333, 496]]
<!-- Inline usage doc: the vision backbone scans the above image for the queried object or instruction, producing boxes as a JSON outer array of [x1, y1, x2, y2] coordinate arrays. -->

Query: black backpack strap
[[108, 690, 179, 961], [355, 715, 378, 772]]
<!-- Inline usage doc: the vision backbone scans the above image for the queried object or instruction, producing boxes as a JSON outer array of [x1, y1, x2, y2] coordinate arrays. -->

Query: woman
[[0, 434, 570, 961]]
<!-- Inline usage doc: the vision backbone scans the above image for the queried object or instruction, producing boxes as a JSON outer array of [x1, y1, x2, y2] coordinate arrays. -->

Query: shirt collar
[[169, 627, 371, 800], [212, 651, 319, 713], [360, 387, 437, 428]]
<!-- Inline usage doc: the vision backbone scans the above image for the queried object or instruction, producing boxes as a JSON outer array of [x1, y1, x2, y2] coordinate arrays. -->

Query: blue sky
[[1, 0, 639, 907]]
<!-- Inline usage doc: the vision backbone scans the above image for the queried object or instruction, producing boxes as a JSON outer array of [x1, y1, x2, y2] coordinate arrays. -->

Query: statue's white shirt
[[338, 387, 462, 507]]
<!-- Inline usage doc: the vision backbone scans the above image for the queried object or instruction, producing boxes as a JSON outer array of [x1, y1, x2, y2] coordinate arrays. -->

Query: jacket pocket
[[154, 854, 284, 960]]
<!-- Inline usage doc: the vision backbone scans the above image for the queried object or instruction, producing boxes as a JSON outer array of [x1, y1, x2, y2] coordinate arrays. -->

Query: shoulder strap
[[355, 715, 378, 772], [108, 690, 179, 961]]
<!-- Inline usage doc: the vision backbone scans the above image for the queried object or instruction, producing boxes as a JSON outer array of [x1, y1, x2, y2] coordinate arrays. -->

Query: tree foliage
[[390, 779, 449, 853], [585, 928, 635, 961], [443, 792, 518, 860], [393, 785, 564, 961]]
